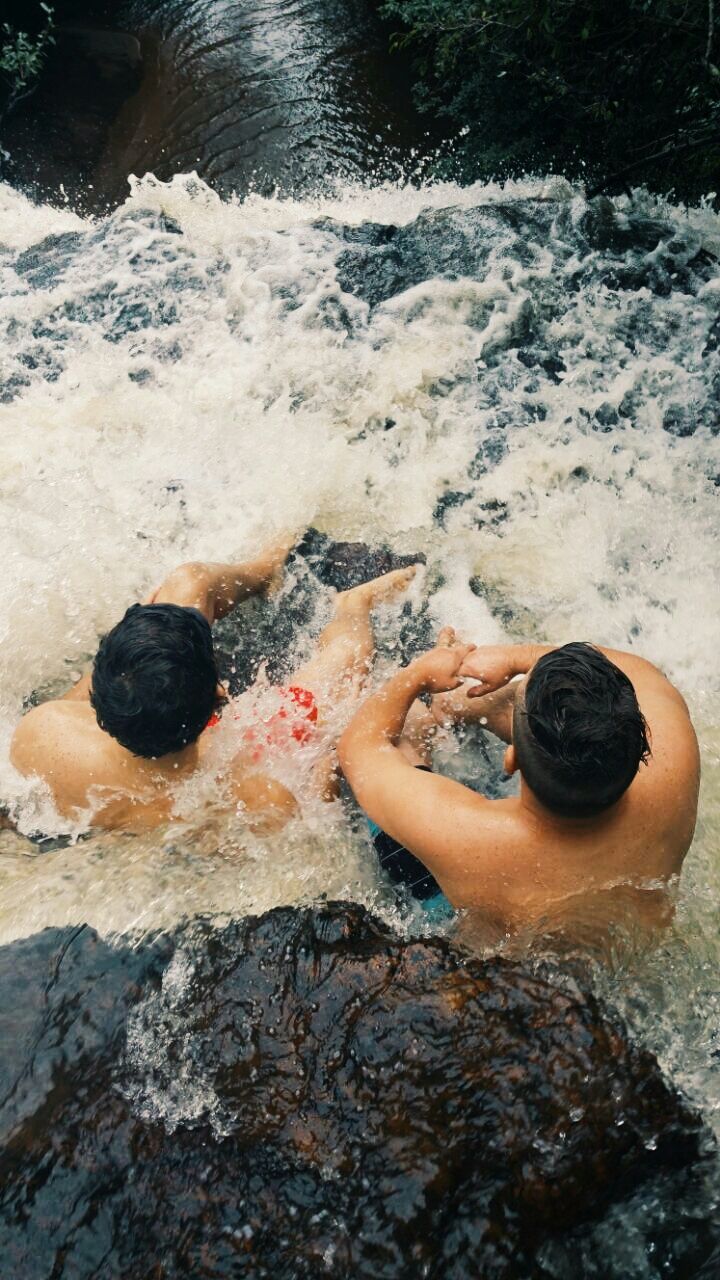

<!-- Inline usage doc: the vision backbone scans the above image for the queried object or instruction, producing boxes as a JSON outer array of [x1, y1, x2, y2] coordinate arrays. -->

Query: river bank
[[376, 0, 720, 205]]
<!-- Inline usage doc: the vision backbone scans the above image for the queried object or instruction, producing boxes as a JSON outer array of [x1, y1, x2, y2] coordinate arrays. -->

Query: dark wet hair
[[513, 642, 650, 818], [90, 604, 218, 759]]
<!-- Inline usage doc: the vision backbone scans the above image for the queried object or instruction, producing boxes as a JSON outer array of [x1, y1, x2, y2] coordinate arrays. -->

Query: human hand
[[458, 645, 523, 697], [411, 627, 476, 694]]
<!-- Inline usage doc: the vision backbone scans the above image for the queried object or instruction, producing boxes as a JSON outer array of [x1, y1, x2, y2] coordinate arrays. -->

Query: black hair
[[513, 642, 651, 818], [90, 603, 219, 759]]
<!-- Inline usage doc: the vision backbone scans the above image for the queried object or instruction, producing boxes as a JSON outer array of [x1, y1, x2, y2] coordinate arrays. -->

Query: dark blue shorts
[[366, 768, 454, 921]]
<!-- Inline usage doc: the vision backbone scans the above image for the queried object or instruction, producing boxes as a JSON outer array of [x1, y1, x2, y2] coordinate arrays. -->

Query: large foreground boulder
[[0, 903, 714, 1278]]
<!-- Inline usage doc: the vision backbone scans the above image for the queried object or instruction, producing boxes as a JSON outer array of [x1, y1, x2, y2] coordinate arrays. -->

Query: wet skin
[[10, 542, 416, 834], [339, 633, 700, 935]]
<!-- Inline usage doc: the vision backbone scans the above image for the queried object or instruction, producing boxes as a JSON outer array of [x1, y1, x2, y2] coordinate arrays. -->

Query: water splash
[[0, 167, 718, 971]]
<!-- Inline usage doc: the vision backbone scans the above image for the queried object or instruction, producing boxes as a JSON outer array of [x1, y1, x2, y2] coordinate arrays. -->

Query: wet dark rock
[[4, 216, 203, 400], [314, 217, 399, 247], [334, 202, 559, 309], [619, 390, 639, 419], [433, 488, 473, 526], [474, 498, 509, 529], [469, 431, 508, 476], [0, 371, 31, 403], [333, 198, 714, 330], [105, 297, 178, 342], [0, 902, 713, 1279], [541, 353, 566, 380], [309, 292, 356, 337], [214, 530, 426, 695], [13, 231, 85, 288], [663, 403, 698, 438], [470, 576, 519, 630], [518, 348, 567, 384], [581, 200, 669, 255], [594, 402, 620, 429], [578, 201, 715, 296], [704, 315, 720, 356], [292, 527, 425, 591], [706, 374, 720, 435]]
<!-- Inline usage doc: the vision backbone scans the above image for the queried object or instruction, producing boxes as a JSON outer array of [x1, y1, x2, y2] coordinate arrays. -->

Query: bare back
[[339, 645, 700, 932], [11, 700, 195, 831], [7, 557, 417, 837], [10, 698, 301, 835]]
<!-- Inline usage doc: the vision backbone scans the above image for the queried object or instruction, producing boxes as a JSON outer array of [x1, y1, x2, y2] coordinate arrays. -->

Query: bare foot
[[258, 530, 304, 594], [336, 565, 419, 615]]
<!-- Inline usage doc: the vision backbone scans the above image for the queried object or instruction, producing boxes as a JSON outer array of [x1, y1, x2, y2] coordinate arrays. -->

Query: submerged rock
[[0, 903, 714, 1278], [332, 202, 559, 309], [292, 526, 424, 590], [215, 529, 425, 694]]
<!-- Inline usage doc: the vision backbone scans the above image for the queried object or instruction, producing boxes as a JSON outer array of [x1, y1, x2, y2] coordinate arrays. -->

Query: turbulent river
[[0, 170, 719, 1272]]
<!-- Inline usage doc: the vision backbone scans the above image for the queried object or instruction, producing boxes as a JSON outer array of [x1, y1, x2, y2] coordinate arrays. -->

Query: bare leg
[[292, 566, 418, 801], [149, 532, 298, 623], [291, 566, 418, 707], [398, 699, 437, 767]]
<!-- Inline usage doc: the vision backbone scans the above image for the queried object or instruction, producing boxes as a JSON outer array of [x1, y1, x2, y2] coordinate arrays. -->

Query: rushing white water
[[0, 172, 719, 1143]]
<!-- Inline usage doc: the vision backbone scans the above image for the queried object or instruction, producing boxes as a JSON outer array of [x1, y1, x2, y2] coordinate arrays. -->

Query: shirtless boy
[[10, 537, 415, 834], [338, 631, 700, 932]]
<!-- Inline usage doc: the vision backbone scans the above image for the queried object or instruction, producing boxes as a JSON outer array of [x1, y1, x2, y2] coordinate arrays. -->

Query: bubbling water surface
[[0, 172, 718, 1155]]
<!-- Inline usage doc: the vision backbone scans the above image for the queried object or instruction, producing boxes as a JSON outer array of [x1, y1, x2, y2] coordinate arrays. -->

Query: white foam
[[0, 172, 717, 961]]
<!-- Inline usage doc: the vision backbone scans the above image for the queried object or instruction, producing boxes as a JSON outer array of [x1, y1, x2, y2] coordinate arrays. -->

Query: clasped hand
[[414, 631, 519, 697]]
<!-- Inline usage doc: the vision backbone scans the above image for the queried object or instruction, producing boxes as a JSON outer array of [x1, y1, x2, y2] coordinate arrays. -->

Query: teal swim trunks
[[366, 811, 455, 921]]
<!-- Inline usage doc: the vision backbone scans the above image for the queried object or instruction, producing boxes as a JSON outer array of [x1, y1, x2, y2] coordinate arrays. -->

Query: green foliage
[[0, 2, 54, 119], [380, 0, 720, 200]]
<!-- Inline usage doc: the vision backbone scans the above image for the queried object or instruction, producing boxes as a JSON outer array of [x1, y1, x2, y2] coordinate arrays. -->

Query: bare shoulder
[[639, 672, 699, 782], [604, 650, 699, 788], [11, 701, 88, 771], [626, 666, 700, 853]]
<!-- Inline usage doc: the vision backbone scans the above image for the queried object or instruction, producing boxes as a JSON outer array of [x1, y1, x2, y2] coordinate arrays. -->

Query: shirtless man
[[10, 537, 415, 834], [338, 631, 700, 933]]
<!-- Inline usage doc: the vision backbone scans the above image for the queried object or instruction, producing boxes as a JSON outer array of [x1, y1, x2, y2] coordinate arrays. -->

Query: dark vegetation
[[0, 1, 54, 132], [379, 0, 720, 201]]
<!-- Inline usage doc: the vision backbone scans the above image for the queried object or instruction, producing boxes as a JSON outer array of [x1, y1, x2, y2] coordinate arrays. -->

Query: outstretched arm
[[147, 533, 297, 624], [338, 634, 504, 902], [53, 535, 297, 702]]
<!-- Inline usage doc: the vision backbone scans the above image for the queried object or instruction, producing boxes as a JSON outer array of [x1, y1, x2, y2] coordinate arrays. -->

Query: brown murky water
[[2, 0, 438, 212]]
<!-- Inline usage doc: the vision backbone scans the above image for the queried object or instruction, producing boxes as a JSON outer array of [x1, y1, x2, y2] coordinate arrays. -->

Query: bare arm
[[338, 639, 509, 903], [431, 640, 677, 744], [149, 533, 296, 624], [49, 535, 296, 703], [459, 640, 685, 705], [432, 679, 520, 743]]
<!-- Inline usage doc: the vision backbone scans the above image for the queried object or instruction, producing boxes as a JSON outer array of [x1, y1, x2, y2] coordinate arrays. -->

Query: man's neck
[[518, 777, 622, 831], [107, 732, 201, 777]]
